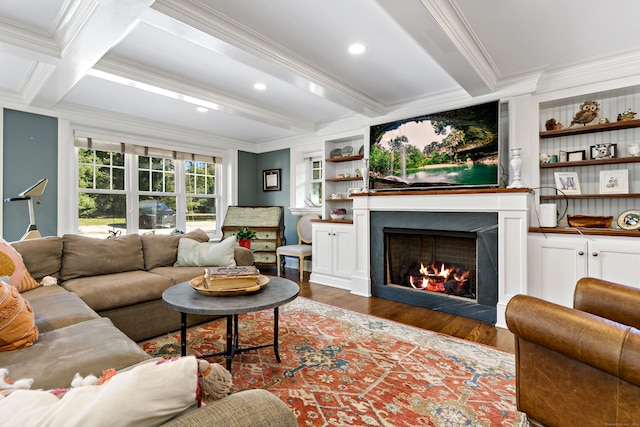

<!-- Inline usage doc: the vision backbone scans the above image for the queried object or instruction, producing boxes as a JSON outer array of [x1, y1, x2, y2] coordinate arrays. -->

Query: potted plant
[[235, 227, 257, 249]]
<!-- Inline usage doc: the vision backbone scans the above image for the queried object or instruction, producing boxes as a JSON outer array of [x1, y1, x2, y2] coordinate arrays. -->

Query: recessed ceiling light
[[348, 44, 366, 55], [254, 83, 267, 91], [196, 107, 208, 113]]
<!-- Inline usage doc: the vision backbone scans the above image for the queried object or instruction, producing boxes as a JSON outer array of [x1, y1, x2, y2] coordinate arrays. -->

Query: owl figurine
[[570, 100, 599, 127]]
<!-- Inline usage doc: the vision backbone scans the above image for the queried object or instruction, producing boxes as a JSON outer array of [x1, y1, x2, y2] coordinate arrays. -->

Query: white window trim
[[289, 140, 323, 216]]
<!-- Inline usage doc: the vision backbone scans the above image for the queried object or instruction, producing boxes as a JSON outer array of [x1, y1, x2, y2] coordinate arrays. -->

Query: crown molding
[[150, 0, 386, 117], [536, 48, 640, 95]]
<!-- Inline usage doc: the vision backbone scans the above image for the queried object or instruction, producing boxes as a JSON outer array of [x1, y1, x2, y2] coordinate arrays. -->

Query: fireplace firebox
[[371, 211, 498, 323], [385, 228, 477, 300]]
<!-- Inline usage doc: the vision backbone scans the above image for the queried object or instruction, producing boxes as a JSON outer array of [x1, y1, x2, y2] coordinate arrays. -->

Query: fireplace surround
[[351, 188, 530, 328], [372, 211, 498, 322]]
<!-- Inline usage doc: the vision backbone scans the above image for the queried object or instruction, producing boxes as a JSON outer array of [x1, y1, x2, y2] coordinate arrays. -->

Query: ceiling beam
[[375, 0, 496, 97], [25, 0, 155, 108], [94, 56, 317, 132]]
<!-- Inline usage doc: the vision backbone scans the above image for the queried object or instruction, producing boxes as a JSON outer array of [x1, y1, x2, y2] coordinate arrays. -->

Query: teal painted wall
[[238, 148, 295, 246], [237, 151, 258, 206], [2, 109, 58, 241]]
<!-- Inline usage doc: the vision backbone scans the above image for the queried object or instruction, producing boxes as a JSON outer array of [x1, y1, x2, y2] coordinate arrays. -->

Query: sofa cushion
[[174, 236, 236, 267], [62, 271, 173, 312], [148, 266, 207, 286], [0, 238, 40, 292], [0, 317, 151, 390], [141, 229, 210, 270], [27, 291, 101, 333], [0, 280, 38, 351], [11, 236, 63, 282], [61, 234, 145, 281]]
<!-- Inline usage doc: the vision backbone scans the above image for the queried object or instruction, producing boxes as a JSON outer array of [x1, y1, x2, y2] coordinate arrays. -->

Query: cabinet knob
[[578, 251, 584, 256], [592, 252, 598, 257]]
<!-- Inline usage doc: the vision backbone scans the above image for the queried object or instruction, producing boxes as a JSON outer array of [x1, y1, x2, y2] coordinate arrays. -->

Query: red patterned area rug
[[140, 297, 527, 427]]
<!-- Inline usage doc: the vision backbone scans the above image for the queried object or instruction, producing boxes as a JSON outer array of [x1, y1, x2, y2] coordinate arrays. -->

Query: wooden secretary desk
[[221, 206, 285, 267]]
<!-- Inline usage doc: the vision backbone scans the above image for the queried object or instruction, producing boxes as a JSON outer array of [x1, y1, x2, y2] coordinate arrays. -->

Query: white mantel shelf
[[351, 188, 532, 329]]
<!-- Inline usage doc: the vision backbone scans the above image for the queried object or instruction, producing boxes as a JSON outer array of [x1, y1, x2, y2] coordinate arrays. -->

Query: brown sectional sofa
[[1, 230, 297, 427]]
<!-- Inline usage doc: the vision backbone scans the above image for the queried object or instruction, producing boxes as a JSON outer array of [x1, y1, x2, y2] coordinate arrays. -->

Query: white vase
[[507, 147, 523, 188]]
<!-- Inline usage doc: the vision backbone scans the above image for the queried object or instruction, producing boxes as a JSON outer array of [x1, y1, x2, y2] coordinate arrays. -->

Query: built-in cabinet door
[[529, 235, 588, 307], [529, 234, 640, 306], [588, 240, 640, 288], [312, 224, 334, 276], [332, 225, 355, 278]]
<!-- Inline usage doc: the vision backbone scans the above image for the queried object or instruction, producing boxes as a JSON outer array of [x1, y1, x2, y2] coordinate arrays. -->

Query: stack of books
[[203, 266, 261, 290]]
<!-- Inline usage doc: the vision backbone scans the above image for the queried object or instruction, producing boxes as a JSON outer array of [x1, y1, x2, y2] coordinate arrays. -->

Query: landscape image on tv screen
[[369, 100, 500, 190]]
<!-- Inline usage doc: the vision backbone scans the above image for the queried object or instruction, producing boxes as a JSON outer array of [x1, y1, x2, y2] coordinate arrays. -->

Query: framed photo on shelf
[[567, 150, 586, 162], [559, 150, 568, 162], [554, 171, 581, 194], [262, 168, 281, 191], [599, 169, 629, 194], [590, 143, 617, 160]]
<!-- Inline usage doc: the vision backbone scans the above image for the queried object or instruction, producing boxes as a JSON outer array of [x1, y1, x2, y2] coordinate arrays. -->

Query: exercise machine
[[4, 178, 48, 240]]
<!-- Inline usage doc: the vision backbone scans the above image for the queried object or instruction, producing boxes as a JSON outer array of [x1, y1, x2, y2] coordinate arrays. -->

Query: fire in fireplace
[[405, 261, 472, 297], [385, 228, 478, 301]]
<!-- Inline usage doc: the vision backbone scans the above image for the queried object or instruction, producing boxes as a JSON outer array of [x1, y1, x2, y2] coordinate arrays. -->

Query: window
[[75, 137, 219, 238], [308, 157, 323, 206], [185, 160, 217, 234], [77, 147, 127, 237]]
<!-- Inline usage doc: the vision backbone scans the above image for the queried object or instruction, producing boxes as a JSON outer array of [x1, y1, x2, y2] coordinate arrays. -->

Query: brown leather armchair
[[506, 277, 640, 427]]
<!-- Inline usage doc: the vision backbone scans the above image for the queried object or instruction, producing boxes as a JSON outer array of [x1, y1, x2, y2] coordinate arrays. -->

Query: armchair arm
[[574, 277, 640, 329], [506, 294, 640, 387]]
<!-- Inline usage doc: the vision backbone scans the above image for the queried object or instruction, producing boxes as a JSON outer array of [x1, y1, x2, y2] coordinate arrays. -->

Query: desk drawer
[[251, 240, 276, 251], [254, 252, 276, 264]]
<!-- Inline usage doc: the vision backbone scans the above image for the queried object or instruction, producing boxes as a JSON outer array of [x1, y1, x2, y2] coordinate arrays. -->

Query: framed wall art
[[554, 171, 581, 194], [599, 169, 628, 194], [263, 168, 281, 191]]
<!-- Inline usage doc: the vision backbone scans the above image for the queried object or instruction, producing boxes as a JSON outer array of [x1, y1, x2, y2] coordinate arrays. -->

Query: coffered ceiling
[[0, 0, 639, 149]]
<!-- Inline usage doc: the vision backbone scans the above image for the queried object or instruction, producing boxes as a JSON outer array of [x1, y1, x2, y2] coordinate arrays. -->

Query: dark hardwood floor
[[263, 266, 515, 353]]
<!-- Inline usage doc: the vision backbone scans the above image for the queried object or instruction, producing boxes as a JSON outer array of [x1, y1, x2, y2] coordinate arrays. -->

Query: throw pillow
[[0, 238, 39, 292], [0, 280, 38, 351], [174, 236, 236, 267], [0, 356, 206, 427]]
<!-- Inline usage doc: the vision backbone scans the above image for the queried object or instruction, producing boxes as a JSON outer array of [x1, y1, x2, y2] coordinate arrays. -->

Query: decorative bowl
[[330, 208, 347, 220], [190, 275, 269, 297], [567, 214, 613, 228]]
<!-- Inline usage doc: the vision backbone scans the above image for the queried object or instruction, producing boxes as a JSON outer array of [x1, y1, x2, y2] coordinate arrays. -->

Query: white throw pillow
[[0, 357, 199, 427], [174, 236, 236, 267]]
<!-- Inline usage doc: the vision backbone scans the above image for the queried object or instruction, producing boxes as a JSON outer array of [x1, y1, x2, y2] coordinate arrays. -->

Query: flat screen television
[[369, 100, 505, 190]]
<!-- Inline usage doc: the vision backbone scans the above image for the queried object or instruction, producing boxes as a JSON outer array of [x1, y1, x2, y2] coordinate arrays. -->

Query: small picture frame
[[590, 143, 617, 160], [567, 150, 586, 162], [554, 171, 581, 194], [559, 150, 568, 162], [263, 168, 281, 191], [599, 169, 629, 194]]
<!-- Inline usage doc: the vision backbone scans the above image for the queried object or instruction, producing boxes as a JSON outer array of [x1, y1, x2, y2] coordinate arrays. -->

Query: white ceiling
[[1, 0, 639, 149]]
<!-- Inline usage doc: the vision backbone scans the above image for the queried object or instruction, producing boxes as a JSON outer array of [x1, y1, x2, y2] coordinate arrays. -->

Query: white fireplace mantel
[[351, 188, 532, 328]]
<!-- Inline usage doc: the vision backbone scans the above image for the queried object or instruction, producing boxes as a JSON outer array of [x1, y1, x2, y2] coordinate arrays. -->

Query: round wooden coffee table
[[162, 276, 299, 371]]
